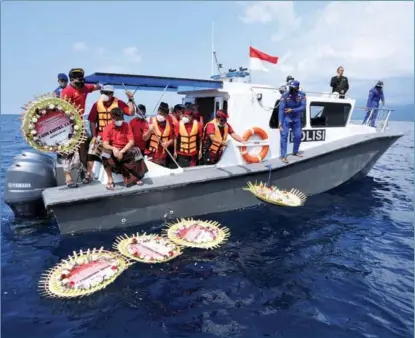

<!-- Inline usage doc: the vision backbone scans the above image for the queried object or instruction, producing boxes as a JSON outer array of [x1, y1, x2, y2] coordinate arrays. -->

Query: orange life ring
[[239, 127, 269, 163]]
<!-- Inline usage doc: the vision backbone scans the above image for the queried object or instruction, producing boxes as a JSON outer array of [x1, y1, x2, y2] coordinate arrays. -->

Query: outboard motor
[[4, 151, 57, 219]]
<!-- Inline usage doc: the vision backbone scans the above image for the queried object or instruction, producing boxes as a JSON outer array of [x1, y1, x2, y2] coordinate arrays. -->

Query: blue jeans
[[280, 118, 302, 158], [363, 109, 378, 127]]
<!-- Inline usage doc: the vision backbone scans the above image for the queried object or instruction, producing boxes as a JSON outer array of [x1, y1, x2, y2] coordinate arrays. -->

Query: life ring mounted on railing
[[239, 127, 270, 163]]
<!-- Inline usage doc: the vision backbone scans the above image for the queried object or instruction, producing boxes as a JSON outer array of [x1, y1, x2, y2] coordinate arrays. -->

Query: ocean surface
[[1, 115, 414, 338]]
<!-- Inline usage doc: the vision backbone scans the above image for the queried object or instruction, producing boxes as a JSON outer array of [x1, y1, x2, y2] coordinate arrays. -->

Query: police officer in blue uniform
[[363, 80, 385, 127], [278, 80, 306, 163], [53, 73, 68, 97]]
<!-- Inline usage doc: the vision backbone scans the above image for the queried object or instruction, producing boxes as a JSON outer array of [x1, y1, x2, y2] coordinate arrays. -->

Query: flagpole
[[211, 21, 215, 77], [248, 41, 252, 83]]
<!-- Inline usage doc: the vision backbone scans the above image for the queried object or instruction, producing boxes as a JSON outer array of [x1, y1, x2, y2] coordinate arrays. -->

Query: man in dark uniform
[[330, 66, 349, 98]]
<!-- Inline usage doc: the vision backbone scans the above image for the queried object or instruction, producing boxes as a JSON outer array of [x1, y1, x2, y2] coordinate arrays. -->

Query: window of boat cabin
[[310, 101, 351, 127], [223, 100, 228, 112], [196, 97, 216, 123], [269, 99, 306, 128]]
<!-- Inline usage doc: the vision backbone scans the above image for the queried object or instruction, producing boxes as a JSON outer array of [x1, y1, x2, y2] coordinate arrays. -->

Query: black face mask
[[74, 79, 85, 88], [289, 87, 298, 94], [375, 86, 382, 90]]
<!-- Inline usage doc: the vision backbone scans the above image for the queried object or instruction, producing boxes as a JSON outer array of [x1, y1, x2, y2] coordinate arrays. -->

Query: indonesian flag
[[249, 46, 278, 72]]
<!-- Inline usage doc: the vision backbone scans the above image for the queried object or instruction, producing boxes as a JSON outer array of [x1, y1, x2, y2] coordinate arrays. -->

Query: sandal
[[293, 152, 303, 157], [82, 174, 93, 184], [106, 182, 115, 190], [66, 181, 78, 188], [281, 157, 289, 163], [136, 180, 143, 186]]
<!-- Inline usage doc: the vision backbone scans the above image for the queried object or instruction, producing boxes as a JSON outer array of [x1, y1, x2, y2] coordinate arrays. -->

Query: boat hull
[[43, 132, 402, 235]]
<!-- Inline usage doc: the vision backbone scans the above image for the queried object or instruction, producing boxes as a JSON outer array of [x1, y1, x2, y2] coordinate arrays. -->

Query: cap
[[158, 102, 169, 114], [58, 73, 68, 81], [101, 84, 115, 92], [137, 104, 146, 112], [174, 104, 185, 111], [286, 75, 294, 82], [289, 80, 300, 89], [216, 110, 228, 119], [110, 107, 124, 118], [376, 80, 384, 87], [68, 68, 85, 79]]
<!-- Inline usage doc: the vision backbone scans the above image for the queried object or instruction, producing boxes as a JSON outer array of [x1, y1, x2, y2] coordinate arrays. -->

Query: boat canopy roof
[[84, 72, 223, 92]]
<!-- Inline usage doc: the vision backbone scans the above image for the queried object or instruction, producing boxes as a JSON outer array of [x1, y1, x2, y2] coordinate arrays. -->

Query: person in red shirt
[[129, 104, 149, 154], [202, 110, 245, 165], [85, 85, 135, 183], [174, 109, 203, 167], [165, 104, 183, 168], [143, 102, 175, 167], [102, 108, 148, 190], [59, 68, 101, 187]]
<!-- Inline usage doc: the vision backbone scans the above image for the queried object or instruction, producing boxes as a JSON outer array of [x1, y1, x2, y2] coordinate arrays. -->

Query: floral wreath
[[21, 94, 87, 154], [39, 248, 131, 299], [164, 218, 230, 249], [243, 181, 307, 207], [114, 233, 183, 263]]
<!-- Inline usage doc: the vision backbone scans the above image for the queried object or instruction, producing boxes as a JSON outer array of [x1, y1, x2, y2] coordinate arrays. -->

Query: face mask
[[156, 115, 166, 122], [100, 94, 110, 102], [376, 86, 382, 90], [114, 120, 123, 127], [74, 79, 85, 88], [289, 87, 298, 94], [182, 117, 190, 124], [59, 82, 67, 88]]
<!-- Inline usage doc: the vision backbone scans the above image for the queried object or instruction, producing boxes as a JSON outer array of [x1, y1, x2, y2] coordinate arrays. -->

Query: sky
[[1, 1, 414, 116]]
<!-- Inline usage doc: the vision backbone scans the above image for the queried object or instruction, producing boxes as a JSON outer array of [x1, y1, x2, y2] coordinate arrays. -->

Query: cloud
[[72, 41, 87, 51], [122, 47, 141, 64], [239, 1, 414, 95]]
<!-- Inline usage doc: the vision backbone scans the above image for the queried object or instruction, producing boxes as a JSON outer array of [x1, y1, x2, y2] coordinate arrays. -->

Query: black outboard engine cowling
[[4, 151, 57, 219]]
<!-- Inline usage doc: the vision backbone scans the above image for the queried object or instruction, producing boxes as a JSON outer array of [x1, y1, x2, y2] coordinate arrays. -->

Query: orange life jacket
[[96, 98, 119, 133], [146, 117, 171, 155], [203, 119, 228, 155], [177, 120, 199, 156]]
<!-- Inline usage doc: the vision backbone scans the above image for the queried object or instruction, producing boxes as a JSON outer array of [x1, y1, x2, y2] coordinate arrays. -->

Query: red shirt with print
[[102, 122, 134, 149], [88, 99, 131, 136], [129, 117, 149, 151], [145, 118, 175, 159], [205, 122, 234, 138], [60, 84, 96, 116]]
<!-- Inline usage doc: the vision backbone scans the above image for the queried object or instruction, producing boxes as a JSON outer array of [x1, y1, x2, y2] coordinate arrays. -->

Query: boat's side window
[[215, 101, 220, 113], [223, 100, 228, 112], [310, 102, 351, 127]]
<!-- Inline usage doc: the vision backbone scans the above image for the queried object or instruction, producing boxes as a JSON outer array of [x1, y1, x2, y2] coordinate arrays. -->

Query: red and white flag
[[249, 46, 278, 72]]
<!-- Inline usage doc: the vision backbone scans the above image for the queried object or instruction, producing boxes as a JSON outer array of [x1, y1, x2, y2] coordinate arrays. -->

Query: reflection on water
[[1, 118, 414, 338]]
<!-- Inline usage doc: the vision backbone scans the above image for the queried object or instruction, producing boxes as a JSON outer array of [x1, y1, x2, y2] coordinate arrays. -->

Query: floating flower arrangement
[[243, 181, 307, 207]]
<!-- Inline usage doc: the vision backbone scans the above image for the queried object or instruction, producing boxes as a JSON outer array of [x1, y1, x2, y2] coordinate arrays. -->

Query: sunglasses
[[219, 118, 227, 124], [101, 91, 113, 96]]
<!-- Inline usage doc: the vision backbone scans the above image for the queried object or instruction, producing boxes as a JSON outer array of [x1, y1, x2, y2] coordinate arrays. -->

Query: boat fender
[[239, 127, 269, 163]]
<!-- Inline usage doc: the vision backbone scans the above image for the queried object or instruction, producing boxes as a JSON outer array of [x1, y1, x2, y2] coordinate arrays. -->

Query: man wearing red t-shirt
[[174, 109, 203, 167], [191, 104, 204, 127], [143, 102, 175, 167], [59, 68, 101, 187], [102, 108, 148, 189], [84, 84, 135, 183], [202, 110, 245, 165], [129, 104, 149, 154]]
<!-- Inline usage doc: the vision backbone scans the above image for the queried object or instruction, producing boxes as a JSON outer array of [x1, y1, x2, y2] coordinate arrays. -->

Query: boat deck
[[42, 132, 401, 208]]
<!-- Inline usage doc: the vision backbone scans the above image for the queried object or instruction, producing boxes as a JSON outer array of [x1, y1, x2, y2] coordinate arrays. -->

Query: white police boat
[[4, 71, 402, 235]]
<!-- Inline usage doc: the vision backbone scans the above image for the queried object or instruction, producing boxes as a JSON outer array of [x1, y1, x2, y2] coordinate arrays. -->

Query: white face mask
[[182, 117, 190, 124], [100, 94, 110, 102], [114, 120, 123, 127], [156, 115, 166, 122]]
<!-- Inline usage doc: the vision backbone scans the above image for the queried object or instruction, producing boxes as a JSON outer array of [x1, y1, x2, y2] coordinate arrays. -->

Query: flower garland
[[21, 94, 87, 154]]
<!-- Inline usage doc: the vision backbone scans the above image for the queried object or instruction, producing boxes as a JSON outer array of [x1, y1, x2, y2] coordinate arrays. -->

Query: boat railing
[[305, 91, 352, 99], [353, 107, 394, 132]]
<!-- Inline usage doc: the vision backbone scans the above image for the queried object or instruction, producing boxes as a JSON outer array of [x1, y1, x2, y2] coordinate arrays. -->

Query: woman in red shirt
[[102, 108, 148, 190]]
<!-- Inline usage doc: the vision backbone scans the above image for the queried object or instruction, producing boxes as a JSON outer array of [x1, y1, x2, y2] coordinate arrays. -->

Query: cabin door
[[195, 97, 215, 123]]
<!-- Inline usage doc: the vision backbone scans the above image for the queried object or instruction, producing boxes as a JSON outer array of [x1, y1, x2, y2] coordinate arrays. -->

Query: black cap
[[173, 104, 185, 112], [286, 75, 294, 82], [68, 68, 85, 79], [158, 102, 169, 114], [110, 107, 124, 118], [137, 104, 146, 112]]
